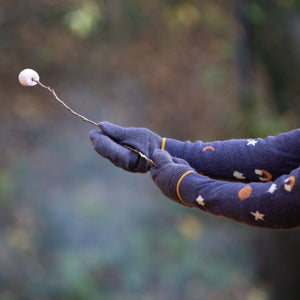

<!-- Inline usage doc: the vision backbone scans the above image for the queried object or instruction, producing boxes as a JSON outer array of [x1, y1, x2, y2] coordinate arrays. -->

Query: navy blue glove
[[150, 150, 300, 229], [89, 122, 162, 173], [162, 129, 300, 181], [150, 149, 196, 206]]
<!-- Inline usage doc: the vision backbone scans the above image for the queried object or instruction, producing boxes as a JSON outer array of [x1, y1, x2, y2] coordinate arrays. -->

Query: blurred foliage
[[64, 0, 104, 38], [0, 0, 299, 299]]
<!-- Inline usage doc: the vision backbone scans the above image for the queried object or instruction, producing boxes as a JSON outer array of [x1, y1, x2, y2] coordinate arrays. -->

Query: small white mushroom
[[18, 68, 40, 86]]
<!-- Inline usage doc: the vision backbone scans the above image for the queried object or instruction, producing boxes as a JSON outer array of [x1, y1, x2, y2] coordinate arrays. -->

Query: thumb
[[173, 157, 190, 166], [152, 149, 173, 167], [98, 121, 127, 141]]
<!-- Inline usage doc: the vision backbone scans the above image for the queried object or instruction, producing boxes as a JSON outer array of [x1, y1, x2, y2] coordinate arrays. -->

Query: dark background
[[0, 1, 299, 299]]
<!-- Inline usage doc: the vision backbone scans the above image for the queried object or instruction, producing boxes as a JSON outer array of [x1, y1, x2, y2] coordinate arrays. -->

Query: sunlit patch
[[284, 176, 296, 192], [203, 146, 215, 152], [238, 185, 252, 200], [177, 214, 202, 240], [255, 169, 272, 182]]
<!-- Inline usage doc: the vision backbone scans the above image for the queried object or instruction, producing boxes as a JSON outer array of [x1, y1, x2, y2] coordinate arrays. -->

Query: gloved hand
[[150, 149, 196, 206], [89, 122, 162, 173]]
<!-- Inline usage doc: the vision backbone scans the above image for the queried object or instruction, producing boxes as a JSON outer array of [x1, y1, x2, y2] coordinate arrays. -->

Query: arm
[[151, 150, 300, 230], [90, 122, 299, 180], [163, 129, 300, 181]]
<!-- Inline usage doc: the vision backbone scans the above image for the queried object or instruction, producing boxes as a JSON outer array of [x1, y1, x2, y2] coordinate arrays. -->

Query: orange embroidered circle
[[238, 185, 252, 200]]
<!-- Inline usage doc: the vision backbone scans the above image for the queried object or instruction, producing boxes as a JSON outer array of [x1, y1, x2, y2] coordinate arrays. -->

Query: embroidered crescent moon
[[203, 146, 215, 152], [284, 176, 296, 192], [255, 169, 272, 182]]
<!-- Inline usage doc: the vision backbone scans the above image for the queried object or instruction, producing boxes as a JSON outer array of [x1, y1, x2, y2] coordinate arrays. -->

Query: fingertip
[[89, 129, 101, 143], [152, 149, 173, 165], [98, 121, 117, 133], [98, 121, 110, 128]]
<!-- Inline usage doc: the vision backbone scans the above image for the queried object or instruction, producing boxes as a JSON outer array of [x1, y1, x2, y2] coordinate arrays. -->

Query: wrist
[[168, 167, 196, 207], [162, 138, 187, 157], [162, 138, 206, 173]]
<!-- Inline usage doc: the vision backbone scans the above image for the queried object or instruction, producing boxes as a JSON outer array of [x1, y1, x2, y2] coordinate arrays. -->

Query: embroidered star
[[247, 139, 258, 146], [268, 183, 277, 194], [233, 171, 246, 180], [251, 211, 265, 221], [196, 195, 205, 206]]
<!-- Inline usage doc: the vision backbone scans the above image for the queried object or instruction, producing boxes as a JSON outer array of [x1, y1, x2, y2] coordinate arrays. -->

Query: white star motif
[[251, 211, 265, 221], [268, 183, 277, 194], [233, 171, 246, 180], [247, 139, 258, 146], [196, 195, 205, 206]]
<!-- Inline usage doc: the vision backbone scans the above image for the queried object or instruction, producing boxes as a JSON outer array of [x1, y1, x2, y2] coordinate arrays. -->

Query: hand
[[89, 122, 162, 173], [150, 149, 196, 206]]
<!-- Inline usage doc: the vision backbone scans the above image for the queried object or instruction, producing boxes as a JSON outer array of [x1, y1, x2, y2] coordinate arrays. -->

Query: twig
[[34, 79, 157, 168], [35, 80, 99, 127]]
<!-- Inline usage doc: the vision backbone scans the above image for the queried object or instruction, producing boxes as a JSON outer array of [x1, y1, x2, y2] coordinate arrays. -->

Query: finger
[[152, 149, 173, 167], [173, 157, 190, 166], [98, 121, 128, 141], [89, 129, 102, 145], [90, 130, 133, 169]]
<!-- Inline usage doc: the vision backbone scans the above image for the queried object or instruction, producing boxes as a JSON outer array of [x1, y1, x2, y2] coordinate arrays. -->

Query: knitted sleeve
[[162, 129, 300, 181], [175, 166, 300, 229]]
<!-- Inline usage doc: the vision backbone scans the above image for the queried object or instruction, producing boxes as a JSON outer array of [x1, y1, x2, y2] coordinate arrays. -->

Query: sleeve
[[163, 128, 300, 181], [176, 166, 300, 230]]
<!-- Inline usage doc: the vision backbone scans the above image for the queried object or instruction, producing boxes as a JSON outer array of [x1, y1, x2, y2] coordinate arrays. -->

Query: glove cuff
[[161, 138, 186, 156], [168, 168, 196, 207]]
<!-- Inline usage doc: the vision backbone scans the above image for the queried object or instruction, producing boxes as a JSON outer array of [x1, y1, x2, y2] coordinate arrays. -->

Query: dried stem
[[34, 79, 157, 168], [35, 80, 99, 127]]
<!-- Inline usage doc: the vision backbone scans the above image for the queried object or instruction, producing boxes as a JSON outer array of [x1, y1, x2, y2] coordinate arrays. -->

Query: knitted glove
[[89, 122, 162, 173], [150, 149, 196, 206], [150, 150, 300, 229], [162, 128, 300, 181]]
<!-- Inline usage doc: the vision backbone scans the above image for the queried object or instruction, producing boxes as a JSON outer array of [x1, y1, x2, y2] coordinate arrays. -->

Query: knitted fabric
[[163, 129, 300, 181], [90, 122, 300, 229], [152, 129, 300, 229], [90, 122, 162, 173], [150, 153, 195, 206]]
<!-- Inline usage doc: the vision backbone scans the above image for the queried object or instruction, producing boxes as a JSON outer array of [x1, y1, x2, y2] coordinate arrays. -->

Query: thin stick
[[34, 79, 157, 168], [35, 80, 99, 127]]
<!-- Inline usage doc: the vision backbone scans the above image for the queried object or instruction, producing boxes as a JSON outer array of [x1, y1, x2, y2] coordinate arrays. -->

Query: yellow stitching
[[161, 138, 166, 150], [176, 171, 194, 207]]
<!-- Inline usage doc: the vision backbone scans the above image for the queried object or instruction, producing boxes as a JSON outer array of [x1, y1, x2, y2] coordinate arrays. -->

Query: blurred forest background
[[0, 0, 300, 299]]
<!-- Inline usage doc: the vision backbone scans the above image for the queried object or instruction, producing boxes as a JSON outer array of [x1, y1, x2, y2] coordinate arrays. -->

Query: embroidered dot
[[284, 176, 296, 192], [255, 169, 272, 182], [203, 146, 215, 152], [238, 185, 252, 200]]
